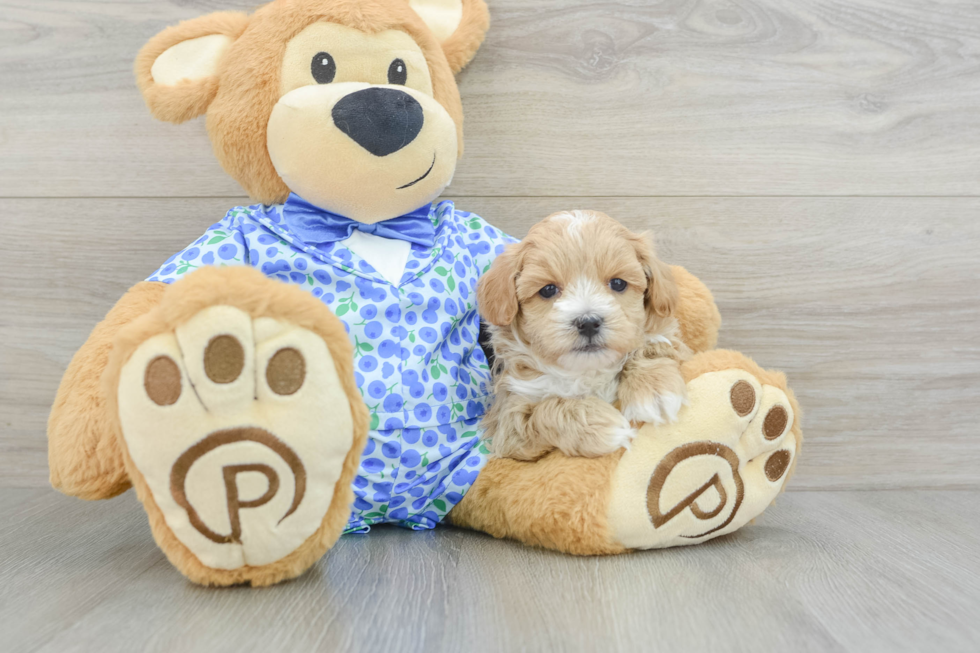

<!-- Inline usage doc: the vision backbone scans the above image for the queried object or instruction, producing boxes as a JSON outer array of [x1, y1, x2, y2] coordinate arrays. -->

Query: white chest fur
[[342, 231, 412, 286], [505, 365, 622, 404]]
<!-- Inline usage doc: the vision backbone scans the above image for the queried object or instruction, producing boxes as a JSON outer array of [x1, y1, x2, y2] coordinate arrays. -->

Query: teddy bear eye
[[609, 278, 628, 292], [388, 58, 407, 85], [312, 52, 336, 84], [539, 284, 559, 299]]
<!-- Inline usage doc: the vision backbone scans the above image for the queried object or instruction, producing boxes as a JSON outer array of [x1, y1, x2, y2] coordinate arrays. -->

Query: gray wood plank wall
[[2, 0, 979, 490]]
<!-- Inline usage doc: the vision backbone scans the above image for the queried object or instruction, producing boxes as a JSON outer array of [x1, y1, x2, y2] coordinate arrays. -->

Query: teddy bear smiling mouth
[[396, 153, 436, 190]]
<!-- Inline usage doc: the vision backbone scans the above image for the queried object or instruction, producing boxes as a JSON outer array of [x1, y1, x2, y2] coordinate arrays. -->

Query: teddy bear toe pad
[[117, 305, 354, 570], [607, 369, 796, 550]]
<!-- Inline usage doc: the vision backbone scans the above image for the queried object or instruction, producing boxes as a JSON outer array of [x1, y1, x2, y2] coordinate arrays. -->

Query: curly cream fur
[[478, 212, 689, 460]]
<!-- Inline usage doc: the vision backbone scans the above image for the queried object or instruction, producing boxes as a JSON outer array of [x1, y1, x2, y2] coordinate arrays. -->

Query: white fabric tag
[[342, 231, 413, 286]]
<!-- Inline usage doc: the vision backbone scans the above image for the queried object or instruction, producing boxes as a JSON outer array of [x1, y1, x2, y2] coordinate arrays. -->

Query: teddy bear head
[[136, 0, 489, 222]]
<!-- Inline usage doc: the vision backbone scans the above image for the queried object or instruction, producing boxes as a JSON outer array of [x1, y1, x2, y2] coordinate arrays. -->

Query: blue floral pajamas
[[149, 201, 516, 532]]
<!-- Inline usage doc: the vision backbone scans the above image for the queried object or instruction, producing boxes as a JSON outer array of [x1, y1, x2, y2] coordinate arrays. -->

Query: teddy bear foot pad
[[609, 368, 797, 549], [116, 304, 355, 574]]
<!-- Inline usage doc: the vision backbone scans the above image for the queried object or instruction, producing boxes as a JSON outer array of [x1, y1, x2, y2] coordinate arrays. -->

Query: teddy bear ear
[[408, 0, 490, 73], [135, 12, 250, 124]]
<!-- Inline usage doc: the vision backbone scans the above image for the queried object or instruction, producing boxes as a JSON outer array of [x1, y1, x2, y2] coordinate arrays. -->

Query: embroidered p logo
[[645, 441, 744, 539], [170, 427, 307, 545]]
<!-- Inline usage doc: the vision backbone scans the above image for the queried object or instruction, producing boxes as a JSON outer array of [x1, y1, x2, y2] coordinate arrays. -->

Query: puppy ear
[[478, 243, 522, 327], [633, 232, 679, 325], [135, 12, 250, 124], [408, 0, 490, 73]]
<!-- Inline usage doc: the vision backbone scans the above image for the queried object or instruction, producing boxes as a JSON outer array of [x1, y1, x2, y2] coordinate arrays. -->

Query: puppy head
[[478, 211, 678, 372]]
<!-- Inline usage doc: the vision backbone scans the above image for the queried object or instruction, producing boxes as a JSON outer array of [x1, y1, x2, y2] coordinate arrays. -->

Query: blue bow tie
[[279, 194, 436, 249]]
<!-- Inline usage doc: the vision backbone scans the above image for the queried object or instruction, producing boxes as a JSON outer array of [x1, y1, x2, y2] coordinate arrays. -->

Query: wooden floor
[[2, 0, 980, 650], [2, 488, 978, 653]]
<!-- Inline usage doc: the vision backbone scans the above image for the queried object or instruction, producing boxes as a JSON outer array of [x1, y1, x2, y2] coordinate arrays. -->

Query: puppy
[[477, 210, 690, 460]]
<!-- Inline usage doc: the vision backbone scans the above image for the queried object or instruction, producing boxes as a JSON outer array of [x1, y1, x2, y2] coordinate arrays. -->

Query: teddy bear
[[47, 0, 802, 587]]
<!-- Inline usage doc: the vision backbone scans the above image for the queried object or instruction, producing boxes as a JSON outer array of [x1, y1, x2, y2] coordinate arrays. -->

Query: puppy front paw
[[604, 415, 638, 453], [618, 356, 687, 427], [561, 402, 637, 457], [622, 391, 687, 426]]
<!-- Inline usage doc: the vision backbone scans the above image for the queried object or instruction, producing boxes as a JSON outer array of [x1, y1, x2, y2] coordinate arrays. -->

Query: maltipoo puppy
[[477, 210, 690, 460]]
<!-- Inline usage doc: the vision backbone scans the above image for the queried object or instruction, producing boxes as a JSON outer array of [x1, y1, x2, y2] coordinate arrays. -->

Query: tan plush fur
[[671, 265, 721, 354], [135, 12, 251, 124], [48, 281, 167, 500], [101, 267, 369, 587], [477, 212, 689, 460], [448, 348, 802, 554], [135, 0, 490, 205], [448, 448, 628, 555], [440, 0, 491, 73]]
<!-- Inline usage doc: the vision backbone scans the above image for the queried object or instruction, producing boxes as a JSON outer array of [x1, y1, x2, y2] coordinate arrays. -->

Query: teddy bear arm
[[48, 281, 168, 500], [447, 450, 628, 555], [671, 265, 721, 354]]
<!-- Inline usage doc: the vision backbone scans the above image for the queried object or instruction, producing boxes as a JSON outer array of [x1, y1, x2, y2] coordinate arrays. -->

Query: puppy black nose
[[332, 88, 424, 157], [574, 316, 603, 339]]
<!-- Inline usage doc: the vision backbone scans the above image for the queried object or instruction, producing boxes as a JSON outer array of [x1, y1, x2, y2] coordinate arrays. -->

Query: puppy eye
[[312, 52, 336, 84], [539, 284, 559, 299], [609, 278, 628, 292], [388, 59, 407, 85]]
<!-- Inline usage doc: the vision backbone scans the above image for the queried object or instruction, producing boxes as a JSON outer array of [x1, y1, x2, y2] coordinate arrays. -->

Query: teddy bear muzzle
[[267, 82, 458, 224]]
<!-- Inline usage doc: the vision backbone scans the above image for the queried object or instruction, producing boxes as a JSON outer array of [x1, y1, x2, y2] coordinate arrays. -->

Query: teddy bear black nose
[[332, 87, 424, 157]]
